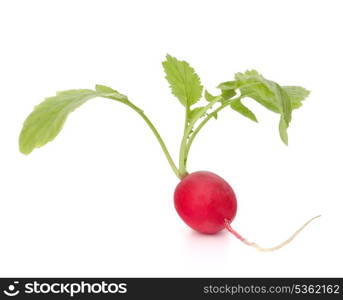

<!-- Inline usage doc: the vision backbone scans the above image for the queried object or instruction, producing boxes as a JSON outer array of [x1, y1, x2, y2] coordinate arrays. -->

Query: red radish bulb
[[174, 171, 237, 234]]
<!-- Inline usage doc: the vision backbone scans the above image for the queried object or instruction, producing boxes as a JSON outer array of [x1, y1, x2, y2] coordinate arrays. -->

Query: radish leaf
[[234, 70, 280, 113], [222, 89, 236, 101], [162, 54, 203, 107], [19, 88, 128, 154], [283, 86, 310, 109], [217, 81, 236, 90], [279, 117, 289, 145], [230, 99, 258, 122], [216, 81, 236, 101], [204, 90, 216, 102], [189, 107, 207, 123], [231, 70, 293, 144]]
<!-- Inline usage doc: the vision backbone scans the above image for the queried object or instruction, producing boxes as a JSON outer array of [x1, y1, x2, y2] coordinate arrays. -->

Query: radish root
[[224, 215, 321, 252]]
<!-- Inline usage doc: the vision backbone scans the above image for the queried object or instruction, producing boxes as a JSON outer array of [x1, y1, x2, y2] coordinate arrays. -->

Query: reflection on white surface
[[182, 229, 234, 256]]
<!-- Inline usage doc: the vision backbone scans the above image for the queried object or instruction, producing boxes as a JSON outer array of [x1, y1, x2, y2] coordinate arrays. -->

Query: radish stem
[[178, 107, 191, 178], [121, 100, 180, 179], [185, 97, 241, 161]]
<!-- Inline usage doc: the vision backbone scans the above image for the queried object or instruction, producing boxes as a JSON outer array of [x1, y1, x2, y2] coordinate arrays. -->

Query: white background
[[0, 0, 342, 277]]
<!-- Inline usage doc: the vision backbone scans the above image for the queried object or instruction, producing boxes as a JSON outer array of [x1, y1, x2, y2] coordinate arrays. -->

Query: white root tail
[[224, 215, 321, 252]]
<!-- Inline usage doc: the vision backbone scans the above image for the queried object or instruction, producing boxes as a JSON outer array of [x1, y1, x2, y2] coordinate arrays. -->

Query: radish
[[174, 171, 237, 234], [19, 54, 319, 251]]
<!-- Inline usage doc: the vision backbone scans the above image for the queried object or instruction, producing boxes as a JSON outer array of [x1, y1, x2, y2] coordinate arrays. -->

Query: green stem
[[178, 97, 226, 174], [184, 98, 220, 138], [121, 100, 180, 179], [178, 107, 190, 178], [185, 97, 240, 161]]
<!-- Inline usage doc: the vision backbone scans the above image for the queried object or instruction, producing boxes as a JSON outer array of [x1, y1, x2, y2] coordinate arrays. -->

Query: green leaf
[[217, 80, 237, 90], [19, 88, 128, 154], [162, 54, 203, 107], [189, 106, 207, 123], [19, 90, 97, 154], [204, 90, 216, 102], [221, 89, 236, 100], [279, 117, 289, 145], [217, 81, 236, 101], [234, 70, 280, 113], [283, 86, 310, 109], [204, 90, 222, 103], [95, 84, 116, 94], [233, 70, 294, 143], [95, 84, 129, 101], [230, 99, 258, 122], [276, 83, 292, 124]]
